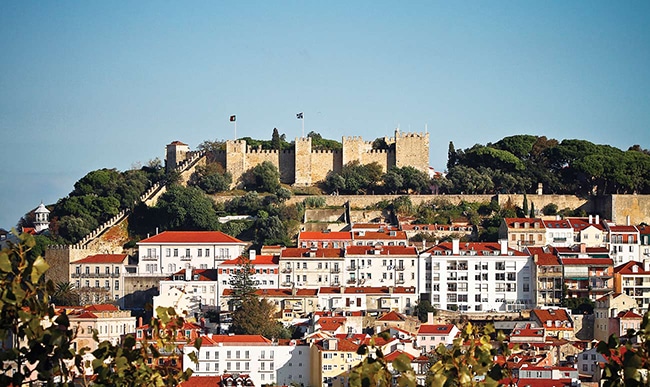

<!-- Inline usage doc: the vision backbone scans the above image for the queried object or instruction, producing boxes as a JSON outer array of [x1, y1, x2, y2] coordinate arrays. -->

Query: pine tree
[[530, 202, 536, 218], [447, 141, 457, 171], [271, 128, 281, 150], [522, 193, 529, 218], [229, 254, 258, 308]]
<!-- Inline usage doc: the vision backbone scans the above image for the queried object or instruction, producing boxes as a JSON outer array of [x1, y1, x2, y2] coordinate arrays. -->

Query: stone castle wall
[[203, 129, 429, 188], [610, 195, 650, 225]]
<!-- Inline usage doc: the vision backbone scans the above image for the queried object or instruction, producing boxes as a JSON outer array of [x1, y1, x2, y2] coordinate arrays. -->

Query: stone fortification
[[205, 129, 429, 188]]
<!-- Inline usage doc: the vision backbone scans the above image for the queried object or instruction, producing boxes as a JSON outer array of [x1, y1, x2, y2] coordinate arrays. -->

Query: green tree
[[246, 161, 281, 193], [271, 128, 282, 150], [447, 141, 457, 171], [156, 185, 219, 230], [413, 300, 436, 323], [542, 203, 558, 216], [228, 255, 258, 308], [0, 233, 198, 386], [522, 194, 529, 218]]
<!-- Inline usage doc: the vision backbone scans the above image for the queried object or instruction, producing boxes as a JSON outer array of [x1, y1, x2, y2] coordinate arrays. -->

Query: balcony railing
[[330, 268, 340, 273], [347, 266, 357, 271], [281, 268, 292, 273], [395, 266, 405, 271], [140, 255, 159, 261], [347, 279, 356, 284], [281, 281, 292, 287], [396, 279, 405, 284], [180, 256, 192, 261]]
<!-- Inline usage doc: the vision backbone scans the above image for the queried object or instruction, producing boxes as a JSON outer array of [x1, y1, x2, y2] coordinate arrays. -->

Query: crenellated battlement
[[170, 128, 428, 188]]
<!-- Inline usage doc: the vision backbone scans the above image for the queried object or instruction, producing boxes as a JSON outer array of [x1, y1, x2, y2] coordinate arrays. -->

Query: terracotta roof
[[299, 231, 352, 240], [74, 254, 128, 264], [138, 231, 243, 244], [169, 140, 188, 146], [197, 334, 272, 346], [318, 317, 346, 332], [608, 225, 639, 233], [503, 218, 544, 228], [280, 247, 344, 258], [85, 304, 119, 312], [510, 327, 545, 338], [530, 309, 572, 330], [615, 261, 650, 275], [180, 376, 223, 387], [377, 311, 407, 322], [567, 218, 605, 231], [527, 247, 561, 266], [554, 246, 610, 255], [222, 288, 318, 297], [75, 311, 98, 319], [342, 286, 416, 295], [542, 219, 572, 229], [560, 258, 613, 266], [618, 310, 643, 319], [345, 245, 418, 256], [220, 255, 278, 265], [384, 350, 415, 362], [353, 231, 408, 240], [418, 324, 456, 335]]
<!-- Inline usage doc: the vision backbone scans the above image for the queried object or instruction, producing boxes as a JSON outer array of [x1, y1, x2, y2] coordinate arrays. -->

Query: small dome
[[35, 203, 50, 214]]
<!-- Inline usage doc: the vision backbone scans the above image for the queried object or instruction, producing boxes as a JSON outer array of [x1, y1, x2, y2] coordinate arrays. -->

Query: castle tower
[[165, 141, 190, 172], [394, 129, 429, 173], [294, 137, 313, 186], [34, 202, 50, 232], [225, 139, 248, 188]]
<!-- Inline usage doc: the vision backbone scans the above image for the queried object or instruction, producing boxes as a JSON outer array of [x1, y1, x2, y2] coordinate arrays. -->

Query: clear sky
[[1, 1, 649, 229]]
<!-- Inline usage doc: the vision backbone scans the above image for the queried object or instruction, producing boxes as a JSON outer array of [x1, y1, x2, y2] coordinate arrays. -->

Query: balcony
[[347, 279, 356, 284], [396, 279, 405, 284], [347, 266, 357, 271], [180, 256, 192, 261], [281, 281, 292, 287], [553, 238, 568, 243], [140, 255, 159, 261], [330, 268, 340, 274], [395, 266, 405, 271], [281, 268, 292, 273]]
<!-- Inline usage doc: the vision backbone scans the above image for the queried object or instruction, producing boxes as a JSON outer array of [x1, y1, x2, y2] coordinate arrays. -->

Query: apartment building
[[298, 231, 352, 248], [136, 231, 247, 276], [499, 218, 546, 250], [542, 218, 575, 248], [527, 247, 563, 308], [605, 223, 640, 264], [344, 245, 420, 290], [183, 334, 310, 387], [614, 261, 650, 311], [155, 268, 219, 317], [279, 248, 345, 288], [567, 215, 606, 248], [560, 257, 613, 301], [421, 240, 533, 312], [316, 286, 417, 314], [70, 253, 128, 306], [593, 292, 637, 342]]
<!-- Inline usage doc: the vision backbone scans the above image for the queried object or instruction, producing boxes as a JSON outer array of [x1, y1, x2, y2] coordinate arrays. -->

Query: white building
[[217, 251, 280, 300], [344, 245, 420, 291], [605, 222, 640, 264], [420, 240, 533, 313], [183, 334, 310, 387], [70, 254, 128, 306], [542, 218, 575, 248], [136, 231, 247, 276], [279, 247, 346, 288], [155, 268, 219, 317]]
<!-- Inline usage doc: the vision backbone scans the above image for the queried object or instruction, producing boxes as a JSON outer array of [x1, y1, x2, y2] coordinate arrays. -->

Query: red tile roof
[[280, 248, 344, 258], [180, 376, 223, 387], [418, 324, 456, 335], [353, 231, 408, 240], [384, 350, 415, 362], [560, 258, 613, 266], [74, 254, 128, 264], [542, 219, 572, 229], [618, 310, 643, 319], [139, 231, 243, 244], [567, 218, 605, 231], [299, 231, 352, 240], [168, 268, 218, 281], [426, 242, 528, 256], [196, 334, 272, 346], [345, 245, 418, 256], [377, 311, 407, 322], [615, 261, 650, 275], [220, 255, 278, 265], [608, 225, 639, 233], [531, 309, 572, 330], [503, 218, 545, 228], [85, 304, 119, 312], [527, 247, 561, 266]]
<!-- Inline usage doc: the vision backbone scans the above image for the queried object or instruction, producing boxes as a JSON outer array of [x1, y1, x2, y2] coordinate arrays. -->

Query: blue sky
[[1, 1, 649, 229]]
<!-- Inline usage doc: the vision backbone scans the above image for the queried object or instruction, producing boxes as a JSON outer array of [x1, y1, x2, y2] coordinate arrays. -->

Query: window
[[173, 249, 178, 257], [114, 267, 120, 275], [523, 283, 529, 292], [166, 248, 171, 257], [185, 248, 190, 257], [227, 350, 231, 359], [105, 266, 110, 274], [206, 352, 210, 360], [205, 249, 210, 256], [115, 280, 119, 290], [95, 267, 100, 274], [95, 280, 100, 288], [197, 249, 202, 257], [495, 273, 505, 281]]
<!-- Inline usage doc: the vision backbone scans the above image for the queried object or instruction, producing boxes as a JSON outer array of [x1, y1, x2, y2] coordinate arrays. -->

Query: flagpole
[[302, 115, 305, 138], [235, 120, 237, 140]]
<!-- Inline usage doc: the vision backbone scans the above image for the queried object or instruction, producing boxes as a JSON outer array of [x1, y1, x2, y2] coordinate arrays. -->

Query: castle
[[166, 129, 430, 187]]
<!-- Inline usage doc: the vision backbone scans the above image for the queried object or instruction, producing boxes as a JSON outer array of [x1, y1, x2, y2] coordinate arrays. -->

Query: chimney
[[644, 259, 650, 272], [138, 316, 143, 327], [580, 243, 586, 253], [589, 215, 593, 224], [156, 227, 159, 235], [452, 239, 460, 255], [249, 249, 256, 261], [427, 312, 434, 324], [533, 254, 539, 264], [626, 215, 631, 226], [596, 214, 600, 224], [500, 239, 508, 255], [185, 266, 192, 281]]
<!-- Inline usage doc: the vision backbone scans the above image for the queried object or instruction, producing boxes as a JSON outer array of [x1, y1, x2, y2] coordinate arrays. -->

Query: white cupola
[[34, 202, 50, 232]]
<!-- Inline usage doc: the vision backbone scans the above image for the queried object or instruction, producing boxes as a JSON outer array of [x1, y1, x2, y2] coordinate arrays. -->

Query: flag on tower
[[230, 115, 236, 122], [296, 112, 303, 119]]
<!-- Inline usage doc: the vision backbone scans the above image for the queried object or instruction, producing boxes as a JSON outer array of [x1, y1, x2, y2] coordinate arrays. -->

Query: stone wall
[[497, 194, 593, 216], [610, 195, 650, 225], [395, 130, 430, 173]]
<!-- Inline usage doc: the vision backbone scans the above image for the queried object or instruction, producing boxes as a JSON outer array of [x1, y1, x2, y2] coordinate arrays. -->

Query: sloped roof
[[280, 247, 344, 258], [543, 219, 572, 229], [527, 247, 561, 266], [299, 231, 352, 240], [197, 334, 272, 346], [168, 268, 218, 281], [377, 311, 407, 322], [530, 309, 572, 330], [502, 218, 545, 228], [425, 242, 528, 257], [383, 350, 415, 362], [85, 304, 119, 312], [345, 245, 418, 256], [560, 258, 613, 266], [180, 376, 223, 387], [220, 255, 278, 266], [418, 324, 456, 335], [567, 218, 605, 231], [75, 254, 128, 264], [608, 225, 639, 233], [353, 231, 408, 240], [618, 310, 643, 319], [615, 261, 650, 275], [138, 231, 244, 244]]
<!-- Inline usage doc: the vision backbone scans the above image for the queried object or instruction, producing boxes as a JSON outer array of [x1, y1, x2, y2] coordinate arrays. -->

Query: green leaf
[[0, 253, 11, 272], [392, 354, 412, 373], [30, 256, 49, 284]]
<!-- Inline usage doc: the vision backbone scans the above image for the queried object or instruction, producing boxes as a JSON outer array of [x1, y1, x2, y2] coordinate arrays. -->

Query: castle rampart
[[201, 129, 430, 188]]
